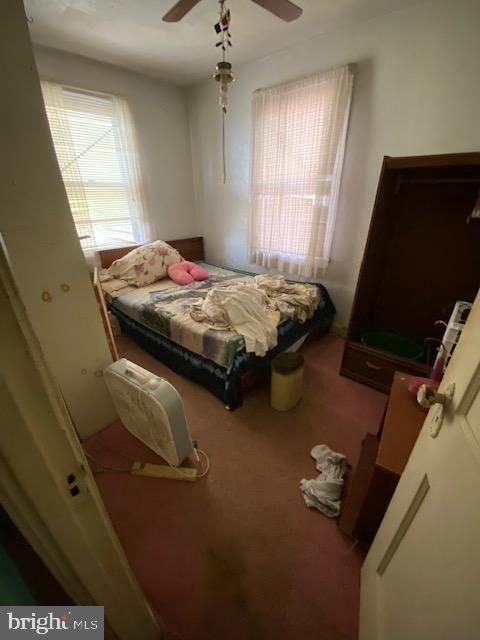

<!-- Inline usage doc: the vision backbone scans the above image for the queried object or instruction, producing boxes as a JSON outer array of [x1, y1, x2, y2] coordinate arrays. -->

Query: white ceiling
[[24, 0, 422, 86]]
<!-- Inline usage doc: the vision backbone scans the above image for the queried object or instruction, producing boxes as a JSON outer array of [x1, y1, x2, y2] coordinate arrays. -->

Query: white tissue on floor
[[299, 444, 349, 518]]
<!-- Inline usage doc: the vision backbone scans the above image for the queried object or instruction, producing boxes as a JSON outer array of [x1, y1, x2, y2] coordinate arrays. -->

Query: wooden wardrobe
[[341, 152, 480, 392]]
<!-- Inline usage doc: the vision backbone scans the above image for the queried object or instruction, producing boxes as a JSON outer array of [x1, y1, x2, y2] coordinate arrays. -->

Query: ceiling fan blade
[[162, 0, 202, 22], [251, 0, 303, 22]]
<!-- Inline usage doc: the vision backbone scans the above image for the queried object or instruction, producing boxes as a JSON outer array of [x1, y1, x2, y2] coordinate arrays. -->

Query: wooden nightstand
[[339, 371, 426, 548]]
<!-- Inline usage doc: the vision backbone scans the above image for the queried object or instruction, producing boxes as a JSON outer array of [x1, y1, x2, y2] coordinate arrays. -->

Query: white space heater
[[103, 359, 193, 467]]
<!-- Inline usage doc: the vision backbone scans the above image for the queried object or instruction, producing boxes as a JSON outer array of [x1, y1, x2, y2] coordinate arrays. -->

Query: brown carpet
[[85, 333, 386, 640]]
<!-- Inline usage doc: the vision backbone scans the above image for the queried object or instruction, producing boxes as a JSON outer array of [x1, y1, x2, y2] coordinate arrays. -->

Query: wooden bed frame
[[93, 236, 204, 362], [94, 236, 331, 408]]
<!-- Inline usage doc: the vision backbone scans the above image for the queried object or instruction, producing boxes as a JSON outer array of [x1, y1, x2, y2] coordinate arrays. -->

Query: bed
[[96, 237, 335, 409]]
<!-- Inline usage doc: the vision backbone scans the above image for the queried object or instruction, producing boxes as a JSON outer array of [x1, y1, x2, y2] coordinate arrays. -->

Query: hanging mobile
[[213, 0, 234, 184]]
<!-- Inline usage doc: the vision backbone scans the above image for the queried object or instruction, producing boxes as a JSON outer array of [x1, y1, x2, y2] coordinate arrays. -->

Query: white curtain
[[248, 65, 354, 279], [41, 81, 152, 266]]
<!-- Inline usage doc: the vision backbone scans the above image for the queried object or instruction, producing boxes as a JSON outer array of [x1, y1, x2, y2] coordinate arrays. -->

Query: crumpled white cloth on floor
[[299, 445, 349, 518]]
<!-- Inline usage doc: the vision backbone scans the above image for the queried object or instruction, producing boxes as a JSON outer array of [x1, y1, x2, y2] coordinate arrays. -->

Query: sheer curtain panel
[[41, 81, 151, 265], [248, 65, 354, 279]]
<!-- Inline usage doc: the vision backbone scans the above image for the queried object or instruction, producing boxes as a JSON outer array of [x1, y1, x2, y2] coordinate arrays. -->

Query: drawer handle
[[365, 360, 383, 371]]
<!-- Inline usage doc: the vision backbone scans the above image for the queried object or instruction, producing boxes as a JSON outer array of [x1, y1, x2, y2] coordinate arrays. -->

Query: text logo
[[0, 607, 103, 638]]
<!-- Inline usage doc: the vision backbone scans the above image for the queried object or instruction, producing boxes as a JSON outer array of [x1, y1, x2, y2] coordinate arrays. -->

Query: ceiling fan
[[163, 0, 303, 22]]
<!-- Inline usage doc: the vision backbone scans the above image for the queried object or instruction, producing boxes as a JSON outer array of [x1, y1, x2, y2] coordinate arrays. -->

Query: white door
[[360, 291, 480, 640], [0, 241, 160, 639]]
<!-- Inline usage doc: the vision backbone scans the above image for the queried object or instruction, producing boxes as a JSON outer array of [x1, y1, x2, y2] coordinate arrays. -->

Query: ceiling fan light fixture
[[212, 0, 234, 183], [213, 61, 235, 112], [162, 0, 303, 183]]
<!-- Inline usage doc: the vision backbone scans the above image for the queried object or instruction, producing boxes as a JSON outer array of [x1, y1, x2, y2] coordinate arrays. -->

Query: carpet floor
[[85, 333, 386, 640]]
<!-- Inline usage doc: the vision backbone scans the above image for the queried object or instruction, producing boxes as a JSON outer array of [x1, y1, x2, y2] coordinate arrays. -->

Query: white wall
[[0, 1, 117, 439], [34, 46, 197, 242], [188, 0, 480, 330]]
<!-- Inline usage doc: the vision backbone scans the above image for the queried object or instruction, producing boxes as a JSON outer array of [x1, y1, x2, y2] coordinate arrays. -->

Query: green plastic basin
[[361, 331, 424, 361]]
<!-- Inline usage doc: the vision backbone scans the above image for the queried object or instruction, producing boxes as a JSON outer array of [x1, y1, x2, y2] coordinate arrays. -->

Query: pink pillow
[[168, 261, 209, 286]]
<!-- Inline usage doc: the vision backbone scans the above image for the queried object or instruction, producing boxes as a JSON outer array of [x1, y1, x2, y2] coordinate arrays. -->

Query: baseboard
[[330, 322, 348, 338]]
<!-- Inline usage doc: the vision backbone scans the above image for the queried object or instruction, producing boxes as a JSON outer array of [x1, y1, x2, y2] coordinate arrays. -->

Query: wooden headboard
[[97, 236, 204, 269]]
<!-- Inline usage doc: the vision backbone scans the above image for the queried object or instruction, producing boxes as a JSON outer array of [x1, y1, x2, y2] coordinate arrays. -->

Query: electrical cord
[[195, 448, 210, 479], [85, 451, 131, 474], [85, 441, 210, 479]]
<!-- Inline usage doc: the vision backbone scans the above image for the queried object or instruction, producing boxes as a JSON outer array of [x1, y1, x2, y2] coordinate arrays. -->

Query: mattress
[[104, 263, 254, 370], [104, 262, 336, 408], [102, 262, 330, 371]]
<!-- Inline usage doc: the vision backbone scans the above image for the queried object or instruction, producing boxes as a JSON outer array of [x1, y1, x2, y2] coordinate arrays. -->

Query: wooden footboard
[[93, 267, 119, 361]]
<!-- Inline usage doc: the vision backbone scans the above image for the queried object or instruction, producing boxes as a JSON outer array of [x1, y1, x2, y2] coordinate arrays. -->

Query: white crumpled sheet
[[299, 444, 349, 518]]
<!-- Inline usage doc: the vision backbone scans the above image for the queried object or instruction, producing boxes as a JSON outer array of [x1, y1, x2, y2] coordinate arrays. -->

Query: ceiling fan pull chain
[[213, 0, 234, 183], [222, 109, 227, 185]]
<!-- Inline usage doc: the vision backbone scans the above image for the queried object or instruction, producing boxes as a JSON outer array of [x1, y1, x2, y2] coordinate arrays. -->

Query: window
[[248, 65, 353, 279], [41, 82, 150, 263]]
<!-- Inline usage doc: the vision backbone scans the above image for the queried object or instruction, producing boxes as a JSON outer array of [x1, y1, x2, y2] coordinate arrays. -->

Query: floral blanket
[[105, 264, 253, 371], [104, 263, 328, 372], [103, 262, 336, 408]]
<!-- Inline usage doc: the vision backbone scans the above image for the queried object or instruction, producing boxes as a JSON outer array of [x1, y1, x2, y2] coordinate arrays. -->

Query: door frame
[[0, 238, 161, 639]]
